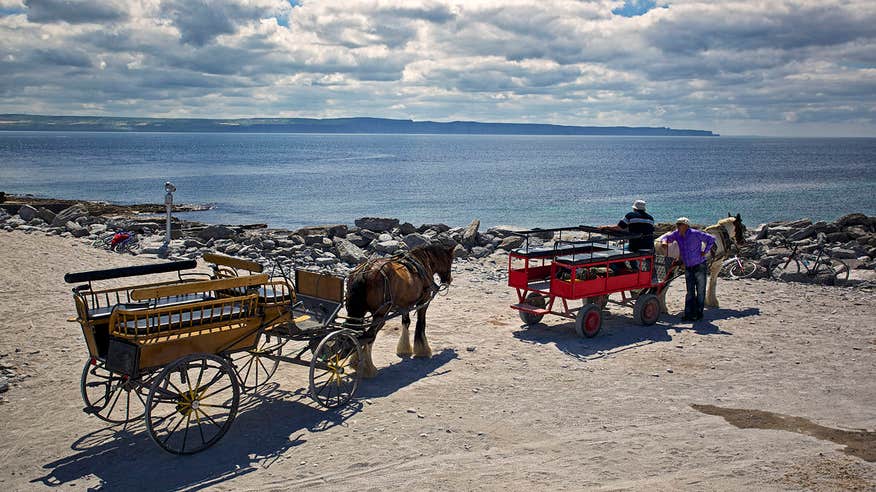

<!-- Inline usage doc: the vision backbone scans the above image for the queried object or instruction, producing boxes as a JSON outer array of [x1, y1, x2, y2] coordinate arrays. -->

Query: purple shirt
[[661, 229, 716, 267]]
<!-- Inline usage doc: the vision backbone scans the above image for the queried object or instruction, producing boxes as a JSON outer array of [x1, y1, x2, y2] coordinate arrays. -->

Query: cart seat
[[511, 242, 610, 259], [120, 302, 246, 336], [87, 294, 212, 320], [291, 294, 342, 331], [257, 285, 293, 303], [555, 250, 643, 266]]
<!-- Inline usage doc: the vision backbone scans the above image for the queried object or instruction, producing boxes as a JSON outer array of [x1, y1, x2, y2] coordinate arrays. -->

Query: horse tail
[[345, 269, 370, 321]]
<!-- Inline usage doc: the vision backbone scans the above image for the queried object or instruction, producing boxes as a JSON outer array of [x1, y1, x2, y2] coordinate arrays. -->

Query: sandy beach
[[0, 228, 874, 491]]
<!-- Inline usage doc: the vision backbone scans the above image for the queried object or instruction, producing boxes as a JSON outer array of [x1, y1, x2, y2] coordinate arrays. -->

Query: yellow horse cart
[[66, 255, 361, 454]]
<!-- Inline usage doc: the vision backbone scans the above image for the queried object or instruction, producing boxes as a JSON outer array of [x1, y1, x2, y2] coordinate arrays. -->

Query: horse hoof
[[413, 350, 432, 359], [396, 350, 413, 358]]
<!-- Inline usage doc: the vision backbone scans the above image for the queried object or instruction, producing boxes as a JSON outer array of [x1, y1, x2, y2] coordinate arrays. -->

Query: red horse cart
[[508, 226, 681, 337]]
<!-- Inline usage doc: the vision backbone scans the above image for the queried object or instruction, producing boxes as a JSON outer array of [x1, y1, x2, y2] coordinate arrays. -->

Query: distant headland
[[0, 114, 718, 136]]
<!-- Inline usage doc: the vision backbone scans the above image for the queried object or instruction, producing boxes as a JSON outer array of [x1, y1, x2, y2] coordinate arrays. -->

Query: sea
[[1, 132, 874, 230]]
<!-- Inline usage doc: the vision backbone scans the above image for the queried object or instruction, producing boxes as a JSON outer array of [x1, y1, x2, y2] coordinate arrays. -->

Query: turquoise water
[[0, 132, 874, 229]]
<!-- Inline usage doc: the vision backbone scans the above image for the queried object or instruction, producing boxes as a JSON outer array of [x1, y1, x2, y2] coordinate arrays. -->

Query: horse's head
[[411, 243, 454, 285], [727, 212, 747, 246]]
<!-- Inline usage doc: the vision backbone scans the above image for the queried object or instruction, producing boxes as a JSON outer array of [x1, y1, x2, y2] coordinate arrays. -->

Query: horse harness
[[355, 251, 441, 317], [705, 222, 734, 267]]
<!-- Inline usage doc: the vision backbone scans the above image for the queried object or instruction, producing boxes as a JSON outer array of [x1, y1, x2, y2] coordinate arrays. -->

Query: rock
[[402, 233, 430, 250], [378, 233, 393, 242], [471, 246, 490, 258], [355, 217, 399, 233], [374, 240, 401, 254], [17, 205, 38, 222], [487, 225, 527, 238], [51, 204, 88, 227], [498, 236, 525, 250], [836, 213, 870, 228], [782, 218, 813, 228], [787, 224, 817, 241], [261, 239, 276, 250], [36, 207, 56, 224], [398, 222, 417, 235], [197, 225, 236, 241], [0, 377, 7, 393], [6, 217, 25, 228], [461, 219, 480, 248], [336, 239, 368, 264], [87, 223, 108, 235], [315, 257, 337, 266], [183, 238, 205, 248], [345, 233, 370, 248], [453, 244, 468, 259], [66, 221, 89, 238], [829, 248, 859, 259], [417, 223, 450, 234]]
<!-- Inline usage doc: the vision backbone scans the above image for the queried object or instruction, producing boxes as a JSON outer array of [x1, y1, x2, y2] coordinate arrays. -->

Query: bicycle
[[719, 254, 759, 279], [91, 231, 139, 253], [767, 236, 850, 284]]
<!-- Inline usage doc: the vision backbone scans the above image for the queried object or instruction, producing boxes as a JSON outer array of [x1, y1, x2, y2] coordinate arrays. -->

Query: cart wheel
[[828, 258, 850, 282], [146, 354, 240, 455], [232, 335, 283, 392], [575, 304, 602, 338], [633, 293, 661, 326], [309, 330, 362, 409], [80, 359, 146, 424], [519, 292, 546, 325]]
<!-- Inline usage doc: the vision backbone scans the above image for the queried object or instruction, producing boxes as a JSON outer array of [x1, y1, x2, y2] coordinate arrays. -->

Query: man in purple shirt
[[660, 217, 716, 321]]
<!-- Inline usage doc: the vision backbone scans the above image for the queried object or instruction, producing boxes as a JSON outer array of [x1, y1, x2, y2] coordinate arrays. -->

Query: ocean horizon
[[1, 131, 874, 230]]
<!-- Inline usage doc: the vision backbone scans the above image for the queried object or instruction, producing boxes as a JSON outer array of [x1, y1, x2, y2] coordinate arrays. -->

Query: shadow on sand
[[33, 349, 458, 490], [512, 307, 758, 361]]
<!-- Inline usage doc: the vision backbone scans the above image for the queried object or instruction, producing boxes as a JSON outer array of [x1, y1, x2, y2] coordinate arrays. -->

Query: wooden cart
[[67, 256, 362, 455]]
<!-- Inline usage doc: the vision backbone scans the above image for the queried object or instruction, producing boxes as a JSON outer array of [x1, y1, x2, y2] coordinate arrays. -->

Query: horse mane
[[715, 217, 736, 227], [345, 267, 370, 319]]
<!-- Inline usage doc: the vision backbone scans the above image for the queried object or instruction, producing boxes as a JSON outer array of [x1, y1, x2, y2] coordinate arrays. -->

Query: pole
[[158, 181, 176, 258]]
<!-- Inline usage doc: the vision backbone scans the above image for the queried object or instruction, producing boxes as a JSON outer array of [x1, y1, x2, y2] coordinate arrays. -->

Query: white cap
[[676, 217, 690, 225], [632, 199, 646, 211]]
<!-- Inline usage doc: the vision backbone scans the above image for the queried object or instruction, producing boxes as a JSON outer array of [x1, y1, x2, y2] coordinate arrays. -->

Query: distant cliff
[[0, 114, 718, 136]]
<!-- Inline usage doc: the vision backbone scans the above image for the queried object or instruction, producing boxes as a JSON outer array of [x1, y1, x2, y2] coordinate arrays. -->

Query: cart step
[[510, 303, 550, 315]]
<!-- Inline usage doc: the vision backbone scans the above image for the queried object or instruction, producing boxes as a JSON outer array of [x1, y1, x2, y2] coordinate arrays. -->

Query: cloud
[[0, 0, 874, 135], [24, 0, 128, 24]]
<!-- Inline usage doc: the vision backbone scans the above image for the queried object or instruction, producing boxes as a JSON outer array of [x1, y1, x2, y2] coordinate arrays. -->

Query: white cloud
[[0, 0, 874, 135]]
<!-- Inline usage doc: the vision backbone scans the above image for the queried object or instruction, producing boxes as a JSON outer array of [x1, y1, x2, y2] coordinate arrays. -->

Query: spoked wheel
[[309, 330, 362, 409], [80, 359, 146, 424], [519, 292, 547, 325], [769, 257, 799, 280], [633, 293, 661, 326], [231, 334, 284, 392], [828, 258, 850, 283], [728, 259, 758, 279], [575, 303, 602, 338], [146, 354, 240, 455]]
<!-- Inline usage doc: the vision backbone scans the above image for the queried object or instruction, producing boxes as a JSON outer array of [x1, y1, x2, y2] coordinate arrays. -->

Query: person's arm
[[700, 231, 716, 257], [661, 230, 678, 244]]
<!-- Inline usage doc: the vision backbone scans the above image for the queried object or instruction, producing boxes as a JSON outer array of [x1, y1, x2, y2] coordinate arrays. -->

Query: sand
[[0, 229, 874, 491]]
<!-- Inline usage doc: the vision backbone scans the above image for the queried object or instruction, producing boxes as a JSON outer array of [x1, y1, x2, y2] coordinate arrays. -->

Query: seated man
[[601, 199, 655, 272]]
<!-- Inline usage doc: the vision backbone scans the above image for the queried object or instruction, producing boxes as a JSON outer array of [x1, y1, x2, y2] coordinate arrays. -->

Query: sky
[[0, 0, 874, 137]]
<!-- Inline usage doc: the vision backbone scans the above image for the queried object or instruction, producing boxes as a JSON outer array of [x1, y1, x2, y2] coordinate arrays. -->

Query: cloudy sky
[[1, 0, 874, 136]]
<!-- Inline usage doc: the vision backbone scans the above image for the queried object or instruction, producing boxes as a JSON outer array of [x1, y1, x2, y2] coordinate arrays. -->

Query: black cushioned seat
[[121, 302, 245, 336], [87, 294, 212, 320], [555, 250, 644, 265], [511, 242, 610, 258], [291, 294, 342, 331]]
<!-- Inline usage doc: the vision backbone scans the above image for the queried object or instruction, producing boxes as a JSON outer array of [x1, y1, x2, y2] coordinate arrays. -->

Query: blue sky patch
[[612, 0, 660, 17]]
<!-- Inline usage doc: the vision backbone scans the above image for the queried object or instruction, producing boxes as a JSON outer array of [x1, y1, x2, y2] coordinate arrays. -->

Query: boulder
[[315, 256, 338, 266], [829, 248, 859, 259], [461, 219, 480, 248], [787, 224, 817, 241], [260, 239, 276, 250], [66, 221, 89, 238], [17, 205, 38, 222], [452, 244, 468, 259], [498, 236, 525, 250], [197, 225, 236, 241], [336, 239, 368, 264], [470, 246, 490, 258], [418, 223, 450, 234], [359, 229, 378, 242], [487, 225, 527, 238], [51, 204, 88, 227], [88, 223, 108, 235], [836, 213, 869, 228], [398, 222, 417, 235], [378, 233, 393, 242], [355, 217, 399, 233], [345, 233, 370, 248], [304, 234, 328, 246], [374, 240, 401, 254], [402, 233, 430, 250]]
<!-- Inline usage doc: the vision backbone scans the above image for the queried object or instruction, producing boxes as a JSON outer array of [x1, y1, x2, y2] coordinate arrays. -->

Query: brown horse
[[345, 243, 455, 377]]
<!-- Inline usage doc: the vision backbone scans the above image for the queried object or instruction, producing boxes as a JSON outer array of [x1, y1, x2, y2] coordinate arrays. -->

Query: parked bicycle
[[719, 254, 759, 279], [91, 231, 138, 253], [768, 236, 850, 284]]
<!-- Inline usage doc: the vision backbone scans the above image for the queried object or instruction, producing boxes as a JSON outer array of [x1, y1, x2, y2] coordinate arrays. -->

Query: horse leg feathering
[[413, 305, 432, 358], [397, 312, 413, 357]]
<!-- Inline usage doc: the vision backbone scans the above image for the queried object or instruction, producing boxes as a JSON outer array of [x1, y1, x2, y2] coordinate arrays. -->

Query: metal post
[[158, 181, 176, 258]]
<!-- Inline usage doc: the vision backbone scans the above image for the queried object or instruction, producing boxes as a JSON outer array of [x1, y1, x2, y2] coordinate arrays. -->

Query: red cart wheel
[[575, 304, 602, 338], [519, 292, 546, 325], [633, 293, 660, 326]]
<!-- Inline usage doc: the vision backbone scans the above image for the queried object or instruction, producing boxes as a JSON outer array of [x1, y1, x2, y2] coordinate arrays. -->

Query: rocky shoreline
[[1, 194, 874, 287]]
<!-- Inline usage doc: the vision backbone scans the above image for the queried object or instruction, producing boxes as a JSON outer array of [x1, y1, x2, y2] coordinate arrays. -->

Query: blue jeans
[[684, 262, 707, 319]]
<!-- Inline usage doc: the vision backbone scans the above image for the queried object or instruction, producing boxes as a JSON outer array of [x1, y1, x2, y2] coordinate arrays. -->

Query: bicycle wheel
[[828, 258, 850, 282], [728, 259, 758, 279], [769, 257, 799, 280]]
